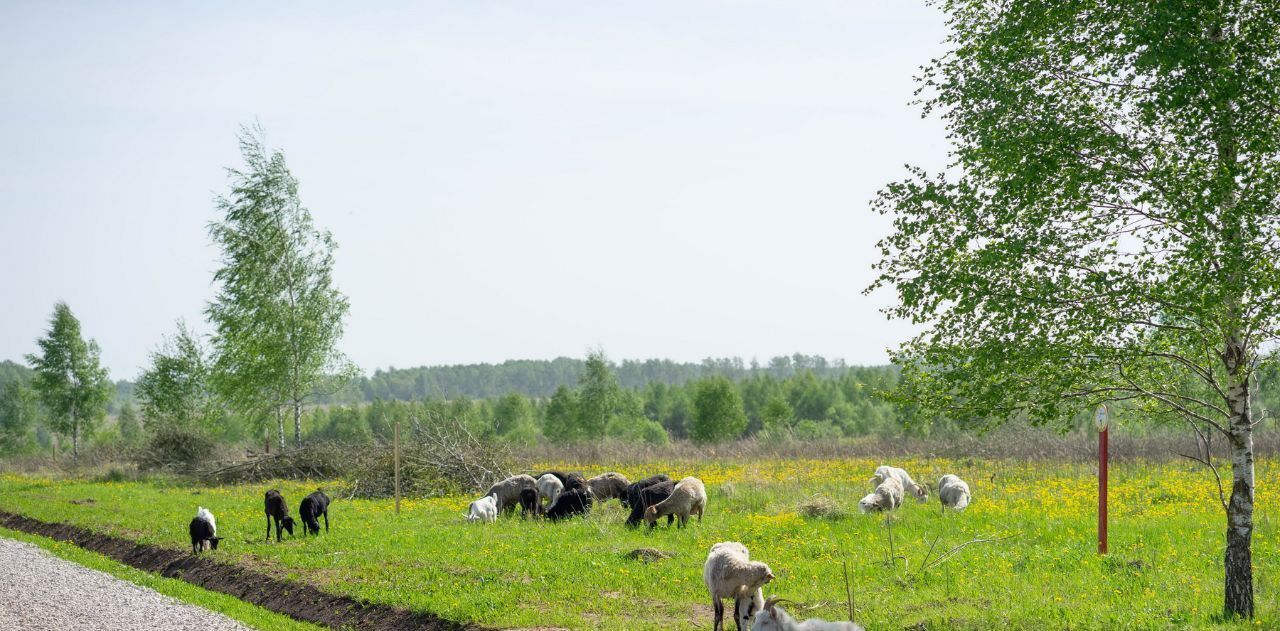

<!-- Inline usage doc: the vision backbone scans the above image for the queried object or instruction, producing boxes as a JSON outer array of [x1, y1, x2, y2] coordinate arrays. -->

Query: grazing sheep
[[485, 474, 538, 514], [264, 489, 295, 542], [752, 597, 864, 630], [622, 474, 672, 509], [299, 490, 330, 536], [188, 507, 220, 554], [626, 479, 676, 527], [857, 476, 903, 514], [644, 476, 706, 529], [586, 472, 630, 503], [869, 465, 928, 502], [938, 474, 972, 511], [536, 473, 564, 510], [545, 487, 593, 521], [704, 542, 775, 631], [519, 487, 541, 517], [467, 494, 498, 523], [535, 470, 588, 493]]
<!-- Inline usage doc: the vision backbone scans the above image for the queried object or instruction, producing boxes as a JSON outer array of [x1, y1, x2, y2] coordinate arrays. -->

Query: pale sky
[[0, 1, 950, 380]]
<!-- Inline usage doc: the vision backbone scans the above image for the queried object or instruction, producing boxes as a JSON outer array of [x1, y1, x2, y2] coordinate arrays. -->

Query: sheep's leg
[[265, 515, 271, 542], [712, 599, 724, 631], [323, 510, 329, 532]]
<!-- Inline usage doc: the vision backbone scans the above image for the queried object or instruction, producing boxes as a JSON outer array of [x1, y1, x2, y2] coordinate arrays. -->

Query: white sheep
[[467, 494, 498, 523], [586, 472, 630, 502], [644, 476, 706, 528], [857, 476, 903, 513], [869, 465, 928, 502], [937, 474, 971, 511], [485, 474, 538, 514], [704, 541, 775, 631], [752, 597, 864, 630], [536, 473, 564, 511]]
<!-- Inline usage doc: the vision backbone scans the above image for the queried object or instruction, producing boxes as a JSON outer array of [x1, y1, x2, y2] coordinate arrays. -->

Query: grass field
[[0, 456, 1274, 630]]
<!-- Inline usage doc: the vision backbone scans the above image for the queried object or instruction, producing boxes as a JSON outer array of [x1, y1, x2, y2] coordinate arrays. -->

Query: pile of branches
[[200, 414, 513, 499]]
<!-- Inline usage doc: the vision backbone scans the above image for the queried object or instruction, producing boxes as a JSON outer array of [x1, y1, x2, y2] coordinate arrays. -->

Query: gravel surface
[[0, 536, 252, 631]]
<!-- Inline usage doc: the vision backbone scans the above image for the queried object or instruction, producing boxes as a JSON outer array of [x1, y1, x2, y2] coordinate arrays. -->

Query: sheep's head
[[857, 492, 881, 513], [738, 561, 774, 589], [281, 516, 296, 536], [208, 536, 220, 551], [643, 505, 659, 526], [910, 483, 929, 503]]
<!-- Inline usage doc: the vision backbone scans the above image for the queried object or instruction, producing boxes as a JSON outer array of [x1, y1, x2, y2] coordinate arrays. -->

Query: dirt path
[[0, 535, 251, 631]]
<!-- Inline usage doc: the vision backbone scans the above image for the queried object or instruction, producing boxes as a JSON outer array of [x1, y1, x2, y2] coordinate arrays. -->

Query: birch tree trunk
[[276, 407, 286, 452], [1224, 368, 1255, 618]]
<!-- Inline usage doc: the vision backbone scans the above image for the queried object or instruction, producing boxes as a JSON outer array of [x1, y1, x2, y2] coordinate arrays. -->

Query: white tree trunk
[[1224, 373, 1255, 618]]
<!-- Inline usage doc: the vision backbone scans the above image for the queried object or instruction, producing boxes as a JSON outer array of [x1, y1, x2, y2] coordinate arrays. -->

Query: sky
[[0, 1, 951, 380]]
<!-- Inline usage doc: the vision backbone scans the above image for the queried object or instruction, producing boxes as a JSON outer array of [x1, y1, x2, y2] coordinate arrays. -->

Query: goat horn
[[763, 596, 793, 610]]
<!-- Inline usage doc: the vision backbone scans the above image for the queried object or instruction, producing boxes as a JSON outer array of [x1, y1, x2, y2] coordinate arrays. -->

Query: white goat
[[869, 465, 928, 502], [752, 597, 864, 630], [858, 476, 903, 514], [536, 473, 564, 511], [467, 494, 498, 523], [938, 474, 971, 511], [704, 542, 775, 631]]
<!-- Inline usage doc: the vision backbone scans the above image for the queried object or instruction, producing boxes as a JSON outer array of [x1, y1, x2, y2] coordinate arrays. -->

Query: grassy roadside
[[0, 525, 324, 631]]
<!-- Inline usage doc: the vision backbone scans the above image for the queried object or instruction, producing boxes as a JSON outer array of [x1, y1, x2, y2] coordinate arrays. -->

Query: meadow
[[0, 456, 1275, 630]]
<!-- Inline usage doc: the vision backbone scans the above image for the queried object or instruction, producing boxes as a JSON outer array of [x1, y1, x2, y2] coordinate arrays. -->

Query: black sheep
[[625, 480, 675, 527], [519, 487, 541, 518], [536, 470, 588, 493], [621, 474, 672, 509], [545, 487, 593, 521], [189, 507, 220, 554], [299, 490, 330, 536], [264, 489, 295, 542]]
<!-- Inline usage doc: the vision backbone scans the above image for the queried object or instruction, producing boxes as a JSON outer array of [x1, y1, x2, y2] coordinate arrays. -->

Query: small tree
[[116, 400, 142, 444], [760, 395, 795, 434], [136, 322, 219, 432], [543, 385, 579, 441], [207, 126, 356, 449], [691, 376, 747, 444], [0, 380, 40, 452], [575, 350, 618, 440], [25, 302, 113, 461]]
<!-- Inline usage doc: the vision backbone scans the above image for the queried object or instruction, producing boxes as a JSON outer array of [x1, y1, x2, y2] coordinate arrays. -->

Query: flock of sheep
[[183, 464, 971, 630], [465, 464, 972, 631]]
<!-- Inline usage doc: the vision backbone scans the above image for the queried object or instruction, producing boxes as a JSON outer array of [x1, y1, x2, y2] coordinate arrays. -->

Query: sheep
[[704, 541, 775, 631], [536, 473, 564, 511], [869, 465, 928, 503], [625, 479, 675, 527], [188, 506, 220, 554], [264, 489, 295, 542], [535, 470, 588, 493], [751, 597, 864, 630], [621, 474, 672, 509], [644, 476, 706, 529], [586, 472, 630, 503], [485, 474, 538, 514], [857, 476, 903, 514], [938, 474, 972, 511], [519, 487, 541, 518], [545, 487, 593, 521], [299, 490, 330, 536], [467, 494, 498, 523]]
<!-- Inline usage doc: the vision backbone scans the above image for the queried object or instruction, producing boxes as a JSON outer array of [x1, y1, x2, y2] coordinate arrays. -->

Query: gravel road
[[0, 536, 252, 631]]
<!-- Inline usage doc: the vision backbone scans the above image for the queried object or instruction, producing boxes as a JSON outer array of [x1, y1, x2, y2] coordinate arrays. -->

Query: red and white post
[[1095, 404, 1110, 555]]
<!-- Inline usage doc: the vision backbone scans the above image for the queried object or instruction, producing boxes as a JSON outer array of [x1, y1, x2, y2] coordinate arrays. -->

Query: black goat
[[299, 490, 330, 536], [621, 474, 672, 509], [626, 480, 675, 527], [545, 487, 593, 521], [264, 489, 295, 542], [535, 470, 588, 493], [189, 507, 220, 554]]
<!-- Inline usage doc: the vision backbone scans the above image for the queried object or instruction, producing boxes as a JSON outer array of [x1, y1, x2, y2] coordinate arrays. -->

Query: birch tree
[[25, 302, 113, 461], [207, 126, 355, 450], [872, 1, 1279, 619]]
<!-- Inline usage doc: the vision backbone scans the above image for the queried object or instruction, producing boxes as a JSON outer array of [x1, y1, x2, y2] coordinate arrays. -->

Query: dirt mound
[[0, 510, 487, 630]]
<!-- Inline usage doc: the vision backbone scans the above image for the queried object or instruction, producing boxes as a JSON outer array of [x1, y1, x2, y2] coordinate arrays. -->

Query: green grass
[[0, 455, 1274, 630], [0, 525, 325, 631]]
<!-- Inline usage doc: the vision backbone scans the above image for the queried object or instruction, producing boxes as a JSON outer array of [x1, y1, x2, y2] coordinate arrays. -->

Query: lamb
[[485, 474, 538, 514], [519, 487, 541, 517], [644, 476, 706, 529], [264, 489, 295, 541], [625, 479, 675, 527], [536, 473, 564, 511], [857, 476, 903, 514], [188, 506, 220, 554], [621, 474, 672, 509], [869, 465, 928, 502], [704, 541, 775, 631], [586, 472, 630, 503], [752, 597, 864, 630], [467, 494, 498, 523], [938, 474, 972, 511], [545, 487, 593, 521], [299, 490, 330, 536], [534, 470, 588, 493]]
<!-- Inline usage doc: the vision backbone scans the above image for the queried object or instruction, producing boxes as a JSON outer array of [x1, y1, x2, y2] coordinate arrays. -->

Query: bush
[[793, 419, 843, 441], [606, 416, 670, 446], [136, 425, 217, 471]]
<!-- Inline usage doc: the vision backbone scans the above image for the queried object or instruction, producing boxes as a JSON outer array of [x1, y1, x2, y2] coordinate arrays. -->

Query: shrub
[[136, 425, 217, 471]]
